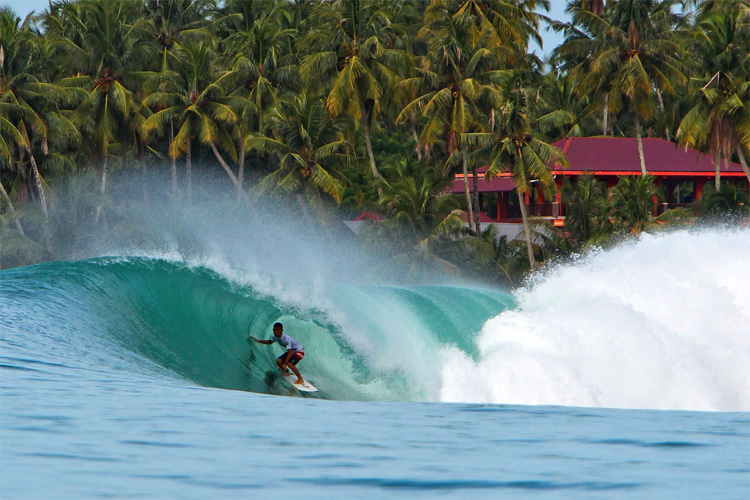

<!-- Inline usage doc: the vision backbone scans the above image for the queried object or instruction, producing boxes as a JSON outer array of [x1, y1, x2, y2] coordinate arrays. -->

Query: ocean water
[[1, 228, 749, 498]]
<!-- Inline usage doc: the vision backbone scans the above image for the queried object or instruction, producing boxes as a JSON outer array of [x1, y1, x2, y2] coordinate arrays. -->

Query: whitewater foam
[[439, 228, 750, 411]]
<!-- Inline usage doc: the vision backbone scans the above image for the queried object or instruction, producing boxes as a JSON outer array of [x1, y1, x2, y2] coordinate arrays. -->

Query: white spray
[[440, 228, 750, 411]]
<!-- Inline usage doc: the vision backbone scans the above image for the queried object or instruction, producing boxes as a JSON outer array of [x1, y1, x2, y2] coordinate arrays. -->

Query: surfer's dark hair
[[273, 322, 283, 330]]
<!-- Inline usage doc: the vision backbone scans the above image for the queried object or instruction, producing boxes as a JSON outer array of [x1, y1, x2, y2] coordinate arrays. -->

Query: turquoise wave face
[[0, 257, 514, 401]]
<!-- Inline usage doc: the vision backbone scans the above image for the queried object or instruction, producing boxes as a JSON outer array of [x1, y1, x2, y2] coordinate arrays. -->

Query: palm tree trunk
[[296, 193, 312, 225], [410, 125, 422, 161], [462, 148, 475, 232], [518, 189, 536, 271], [94, 150, 108, 224], [602, 93, 609, 135], [655, 88, 670, 141], [0, 181, 25, 236], [736, 145, 750, 183], [28, 152, 48, 220], [138, 136, 148, 206], [209, 142, 253, 207], [722, 157, 730, 189], [186, 140, 192, 205], [237, 142, 246, 203], [713, 151, 721, 190], [472, 166, 480, 233], [170, 121, 177, 195], [361, 113, 383, 198], [634, 116, 647, 175]]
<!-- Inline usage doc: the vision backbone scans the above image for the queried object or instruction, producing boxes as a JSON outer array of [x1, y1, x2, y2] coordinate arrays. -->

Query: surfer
[[250, 322, 305, 385]]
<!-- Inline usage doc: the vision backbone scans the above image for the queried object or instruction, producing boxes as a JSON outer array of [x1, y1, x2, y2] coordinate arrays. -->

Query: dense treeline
[[1, 0, 748, 282]]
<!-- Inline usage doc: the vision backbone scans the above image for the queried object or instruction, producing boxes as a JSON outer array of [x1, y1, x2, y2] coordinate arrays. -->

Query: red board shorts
[[277, 351, 304, 365]]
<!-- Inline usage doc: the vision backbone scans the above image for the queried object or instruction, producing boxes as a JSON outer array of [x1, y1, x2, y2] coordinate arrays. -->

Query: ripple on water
[[589, 439, 711, 448], [119, 440, 192, 448], [20, 452, 121, 463], [295, 477, 641, 491]]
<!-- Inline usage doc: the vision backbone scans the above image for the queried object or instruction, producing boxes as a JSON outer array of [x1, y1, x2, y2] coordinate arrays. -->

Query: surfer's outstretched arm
[[250, 336, 273, 345]]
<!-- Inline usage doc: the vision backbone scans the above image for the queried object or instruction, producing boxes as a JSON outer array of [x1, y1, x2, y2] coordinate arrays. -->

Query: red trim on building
[[551, 171, 746, 177]]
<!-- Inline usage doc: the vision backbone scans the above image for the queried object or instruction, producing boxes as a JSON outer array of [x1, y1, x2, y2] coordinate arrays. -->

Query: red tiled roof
[[550, 137, 744, 174]]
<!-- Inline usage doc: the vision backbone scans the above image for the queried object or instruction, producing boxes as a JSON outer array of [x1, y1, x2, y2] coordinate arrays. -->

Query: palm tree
[[45, 0, 157, 222], [144, 0, 215, 71], [698, 182, 750, 215], [0, 100, 25, 170], [143, 0, 216, 193], [397, 4, 501, 232], [563, 174, 611, 245], [580, 0, 606, 15], [223, 0, 300, 197], [610, 174, 657, 233], [1, 9, 47, 218], [0, 178, 25, 236], [454, 0, 549, 57], [464, 80, 568, 270], [376, 158, 461, 244], [556, 0, 686, 175], [676, 6, 750, 188], [142, 42, 249, 205], [448, 0, 549, 233], [0, 8, 85, 221], [363, 157, 465, 276], [0, 99, 27, 235], [534, 70, 593, 140], [245, 94, 355, 216], [300, 0, 409, 194]]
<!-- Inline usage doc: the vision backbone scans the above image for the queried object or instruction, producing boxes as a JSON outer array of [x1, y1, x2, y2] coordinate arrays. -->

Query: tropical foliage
[[1, 0, 748, 283]]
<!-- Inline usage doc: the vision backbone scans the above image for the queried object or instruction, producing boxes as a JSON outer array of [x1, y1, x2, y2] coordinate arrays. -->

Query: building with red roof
[[451, 137, 748, 225]]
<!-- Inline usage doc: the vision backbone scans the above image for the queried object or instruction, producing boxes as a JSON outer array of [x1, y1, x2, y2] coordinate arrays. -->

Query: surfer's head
[[273, 322, 283, 337]]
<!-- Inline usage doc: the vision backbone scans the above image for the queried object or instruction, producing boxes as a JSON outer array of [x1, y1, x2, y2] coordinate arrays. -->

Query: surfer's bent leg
[[286, 352, 305, 384], [275, 355, 290, 373]]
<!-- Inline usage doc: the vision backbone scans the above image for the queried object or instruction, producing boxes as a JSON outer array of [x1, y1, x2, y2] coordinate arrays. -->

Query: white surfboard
[[282, 373, 318, 392]]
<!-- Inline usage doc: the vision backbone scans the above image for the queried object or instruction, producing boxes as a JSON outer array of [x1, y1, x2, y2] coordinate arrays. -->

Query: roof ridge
[[564, 136, 671, 141]]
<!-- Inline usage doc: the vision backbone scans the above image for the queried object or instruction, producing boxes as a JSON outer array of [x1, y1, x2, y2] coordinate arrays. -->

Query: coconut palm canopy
[[0, 0, 748, 281]]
